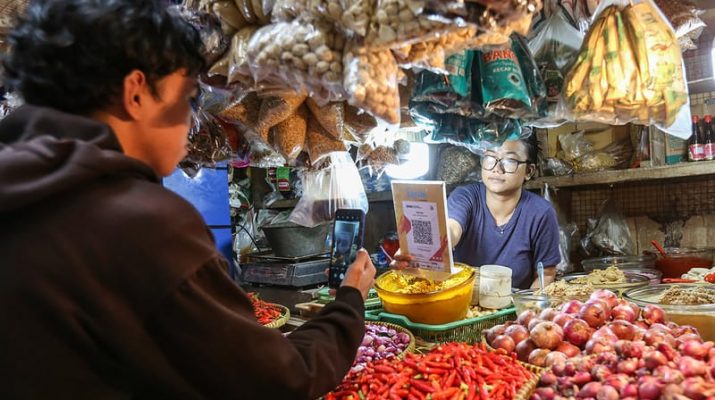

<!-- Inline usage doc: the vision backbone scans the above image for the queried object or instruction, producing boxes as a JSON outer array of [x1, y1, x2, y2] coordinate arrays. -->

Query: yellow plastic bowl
[[374, 268, 476, 325]]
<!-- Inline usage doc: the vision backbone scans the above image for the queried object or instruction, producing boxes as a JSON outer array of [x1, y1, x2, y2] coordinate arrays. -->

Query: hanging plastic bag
[[512, 34, 548, 120], [343, 44, 400, 124], [563, 0, 691, 137], [177, 5, 231, 66], [543, 184, 578, 274], [436, 145, 480, 184], [253, 92, 307, 144], [227, 26, 258, 84], [653, 0, 705, 42], [182, 109, 232, 171], [305, 114, 347, 164], [305, 98, 344, 139], [391, 26, 477, 74], [289, 152, 369, 227], [249, 140, 287, 168], [270, 104, 309, 164], [475, 41, 532, 119], [580, 196, 635, 256]]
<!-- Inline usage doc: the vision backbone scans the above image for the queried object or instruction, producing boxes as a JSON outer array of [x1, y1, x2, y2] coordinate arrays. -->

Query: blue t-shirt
[[447, 183, 561, 289]]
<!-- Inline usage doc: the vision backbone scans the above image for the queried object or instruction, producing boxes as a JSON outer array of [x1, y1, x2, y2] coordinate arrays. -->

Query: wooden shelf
[[525, 161, 715, 190]]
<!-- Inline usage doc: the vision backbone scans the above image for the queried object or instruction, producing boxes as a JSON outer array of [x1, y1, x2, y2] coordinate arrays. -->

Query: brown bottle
[[705, 115, 715, 161], [689, 115, 705, 162]]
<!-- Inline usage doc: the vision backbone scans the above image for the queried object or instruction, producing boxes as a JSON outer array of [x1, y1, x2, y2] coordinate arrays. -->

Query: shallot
[[492, 334, 516, 353], [611, 304, 637, 323], [564, 319, 592, 347], [579, 300, 610, 328], [590, 289, 619, 309], [505, 324, 529, 345], [517, 309, 536, 327], [529, 348, 551, 367], [531, 321, 564, 350], [642, 304, 666, 325], [561, 300, 583, 315]]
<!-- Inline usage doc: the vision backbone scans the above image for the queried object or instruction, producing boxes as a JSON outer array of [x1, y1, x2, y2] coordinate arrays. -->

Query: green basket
[[365, 307, 517, 343], [316, 287, 382, 310]]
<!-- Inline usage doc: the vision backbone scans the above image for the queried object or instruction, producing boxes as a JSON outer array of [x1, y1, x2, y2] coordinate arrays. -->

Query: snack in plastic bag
[[178, 6, 231, 66], [249, 140, 287, 168], [653, 0, 705, 41], [558, 130, 593, 162], [541, 157, 573, 176], [512, 34, 548, 119], [247, 21, 345, 102], [364, 0, 455, 50], [564, 1, 689, 130], [475, 41, 532, 118], [344, 104, 378, 141], [437, 145, 480, 184], [305, 115, 347, 163], [254, 92, 307, 143], [581, 196, 635, 256], [339, 0, 373, 36], [218, 91, 261, 129], [209, 51, 231, 77], [392, 26, 477, 74], [183, 109, 232, 169], [305, 98, 344, 139], [228, 26, 258, 84], [271, 104, 308, 163], [528, 6, 583, 102], [212, 1, 248, 32], [343, 44, 400, 124], [289, 152, 369, 227]]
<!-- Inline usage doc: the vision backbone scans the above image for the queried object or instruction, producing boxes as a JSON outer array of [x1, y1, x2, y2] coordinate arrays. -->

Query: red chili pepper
[[246, 292, 283, 325], [410, 380, 435, 393], [443, 371, 457, 388], [409, 386, 427, 399], [663, 278, 697, 283], [705, 273, 715, 283], [375, 365, 397, 374], [433, 387, 459, 400]]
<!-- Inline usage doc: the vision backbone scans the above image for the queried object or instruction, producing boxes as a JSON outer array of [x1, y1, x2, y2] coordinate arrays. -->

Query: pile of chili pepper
[[247, 292, 283, 325], [325, 342, 535, 400]]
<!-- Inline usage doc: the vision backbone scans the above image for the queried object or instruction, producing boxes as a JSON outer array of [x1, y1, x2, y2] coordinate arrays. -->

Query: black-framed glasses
[[481, 155, 529, 174]]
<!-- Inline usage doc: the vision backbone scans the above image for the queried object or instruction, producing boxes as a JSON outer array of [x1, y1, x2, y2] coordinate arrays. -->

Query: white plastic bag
[[289, 152, 369, 227]]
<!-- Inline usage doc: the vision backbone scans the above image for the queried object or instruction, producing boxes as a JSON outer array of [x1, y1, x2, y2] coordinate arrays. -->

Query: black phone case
[[328, 209, 366, 288]]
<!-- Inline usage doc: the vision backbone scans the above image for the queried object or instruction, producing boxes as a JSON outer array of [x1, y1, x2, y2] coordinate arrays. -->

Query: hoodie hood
[[0, 105, 158, 213]]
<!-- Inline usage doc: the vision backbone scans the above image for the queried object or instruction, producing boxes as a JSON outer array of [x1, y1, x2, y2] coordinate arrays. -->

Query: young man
[[0, 1, 375, 398]]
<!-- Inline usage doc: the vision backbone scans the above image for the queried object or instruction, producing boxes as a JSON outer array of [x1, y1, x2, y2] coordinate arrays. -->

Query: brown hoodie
[[0, 105, 365, 399]]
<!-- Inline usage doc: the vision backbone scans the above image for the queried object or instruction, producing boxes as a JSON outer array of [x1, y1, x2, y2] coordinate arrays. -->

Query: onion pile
[[351, 323, 411, 373]]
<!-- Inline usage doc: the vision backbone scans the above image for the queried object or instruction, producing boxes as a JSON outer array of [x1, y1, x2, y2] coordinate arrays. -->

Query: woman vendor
[[396, 135, 560, 290]]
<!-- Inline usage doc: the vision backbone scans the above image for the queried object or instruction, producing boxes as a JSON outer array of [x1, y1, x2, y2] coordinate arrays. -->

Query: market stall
[[5, 0, 715, 398]]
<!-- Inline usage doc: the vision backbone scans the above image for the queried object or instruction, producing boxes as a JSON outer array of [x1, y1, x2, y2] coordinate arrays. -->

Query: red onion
[[649, 323, 672, 334], [638, 380, 663, 400], [579, 300, 610, 328], [611, 304, 637, 323], [644, 329, 676, 348], [679, 356, 708, 377], [533, 387, 556, 400], [556, 341, 581, 357], [492, 335, 515, 353], [642, 304, 666, 326], [517, 309, 536, 327], [531, 321, 564, 350], [683, 377, 707, 400], [682, 340, 713, 360], [590, 289, 619, 309], [617, 358, 638, 374], [607, 320, 637, 341], [603, 374, 629, 393], [592, 327, 618, 345], [561, 300, 583, 315], [615, 340, 646, 359], [654, 365, 685, 384], [505, 324, 529, 345], [571, 371, 592, 385], [621, 383, 638, 397], [591, 364, 612, 381], [529, 348, 551, 367], [564, 319, 592, 347], [552, 313, 574, 329], [673, 325, 700, 338], [636, 321, 649, 330], [544, 351, 568, 368], [528, 317, 543, 331], [486, 324, 507, 344], [657, 342, 679, 362], [585, 337, 615, 355], [539, 307, 559, 322], [596, 385, 619, 400], [540, 370, 558, 385], [577, 381, 603, 398], [644, 350, 668, 370], [516, 338, 537, 362]]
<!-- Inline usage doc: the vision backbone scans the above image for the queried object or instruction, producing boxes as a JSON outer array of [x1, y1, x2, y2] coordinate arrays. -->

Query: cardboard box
[[545, 123, 630, 158], [648, 126, 666, 167], [664, 133, 687, 165]]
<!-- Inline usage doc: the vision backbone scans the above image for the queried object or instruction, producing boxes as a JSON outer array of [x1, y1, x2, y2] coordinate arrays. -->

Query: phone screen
[[329, 211, 364, 288]]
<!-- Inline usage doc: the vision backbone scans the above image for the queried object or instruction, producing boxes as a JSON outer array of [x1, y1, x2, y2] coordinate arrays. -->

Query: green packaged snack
[[476, 44, 531, 117], [512, 34, 548, 119]]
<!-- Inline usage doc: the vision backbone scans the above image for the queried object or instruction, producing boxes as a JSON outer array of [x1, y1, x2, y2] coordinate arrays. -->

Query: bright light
[[385, 142, 430, 179]]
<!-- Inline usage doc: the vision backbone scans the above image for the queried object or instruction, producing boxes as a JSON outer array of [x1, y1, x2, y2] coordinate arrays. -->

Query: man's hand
[[341, 249, 377, 300], [531, 266, 556, 290]]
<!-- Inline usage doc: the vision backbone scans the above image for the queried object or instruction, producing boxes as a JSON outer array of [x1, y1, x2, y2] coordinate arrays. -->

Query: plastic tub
[[624, 284, 715, 341], [655, 247, 714, 279], [374, 268, 476, 325], [511, 289, 591, 315], [470, 268, 481, 306], [479, 265, 512, 309]]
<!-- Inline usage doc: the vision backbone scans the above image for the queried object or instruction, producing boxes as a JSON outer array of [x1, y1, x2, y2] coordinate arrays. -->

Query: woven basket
[[264, 305, 290, 329], [0, 0, 27, 32], [514, 362, 543, 400], [365, 321, 416, 359]]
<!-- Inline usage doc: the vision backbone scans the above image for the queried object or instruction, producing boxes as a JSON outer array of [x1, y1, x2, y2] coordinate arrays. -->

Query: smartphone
[[328, 209, 366, 289]]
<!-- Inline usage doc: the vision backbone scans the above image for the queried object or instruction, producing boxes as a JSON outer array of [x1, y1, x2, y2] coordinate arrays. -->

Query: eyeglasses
[[481, 155, 529, 174]]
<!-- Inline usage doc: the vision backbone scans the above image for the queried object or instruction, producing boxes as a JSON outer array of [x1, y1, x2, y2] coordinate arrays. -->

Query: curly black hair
[[2, 0, 205, 115]]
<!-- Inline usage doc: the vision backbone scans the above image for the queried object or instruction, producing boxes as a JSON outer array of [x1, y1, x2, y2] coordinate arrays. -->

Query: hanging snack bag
[[305, 98, 344, 139], [254, 92, 307, 144], [271, 104, 309, 163], [475, 42, 532, 118], [391, 26, 477, 74], [364, 0, 456, 50], [305, 115, 347, 164], [512, 34, 548, 120], [343, 44, 400, 124], [228, 26, 259, 84]]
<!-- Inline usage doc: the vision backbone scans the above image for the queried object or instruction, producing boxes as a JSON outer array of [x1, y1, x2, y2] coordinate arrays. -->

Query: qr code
[[412, 220, 433, 245]]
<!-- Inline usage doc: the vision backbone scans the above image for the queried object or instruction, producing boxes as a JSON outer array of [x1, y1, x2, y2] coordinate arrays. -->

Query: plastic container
[[374, 269, 476, 325], [654, 247, 715, 279], [470, 268, 481, 306], [581, 256, 662, 285], [624, 284, 715, 341], [511, 289, 591, 315], [479, 265, 513, 309]]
